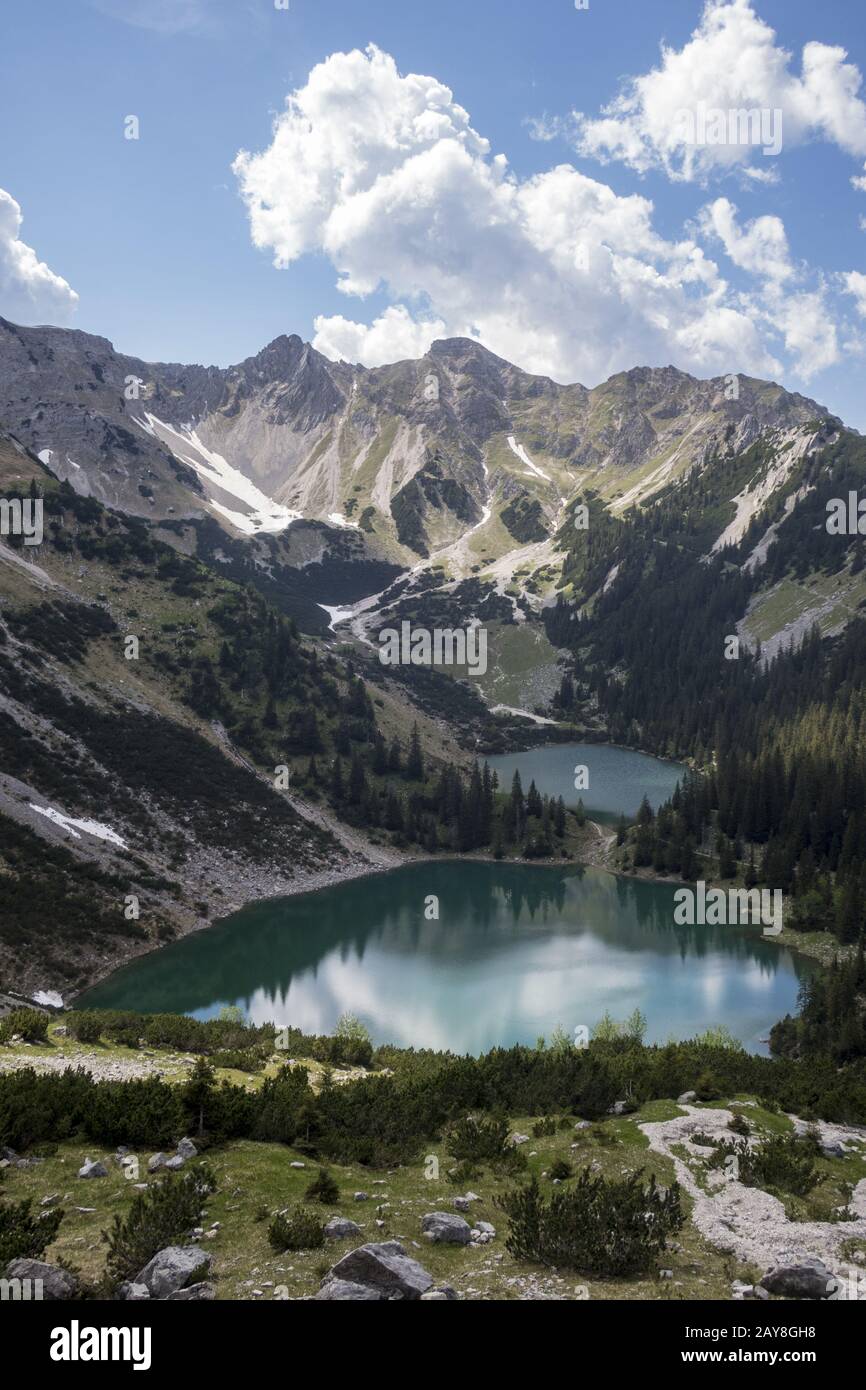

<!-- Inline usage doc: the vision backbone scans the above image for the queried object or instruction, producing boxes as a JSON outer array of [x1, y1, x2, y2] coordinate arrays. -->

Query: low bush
[[268, 1206, 325, 1252], [496, 1170, 684, 1276], [0, 1195, 64, 1265], [102, 1163, 216, 1284]]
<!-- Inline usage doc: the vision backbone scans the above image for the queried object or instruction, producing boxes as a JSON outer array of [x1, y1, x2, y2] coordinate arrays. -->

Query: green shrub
[[710, 1134, 823, 1198], [0, 1196, 64, 1265], [0, 1009, 49, 1044], [446, 1113, 525, 1173], [304, 1167, 340, 1205], [532, 1117, 557, 1138], [268, 1205, 325, 1252], [102, 1163, 216, 1284], [496, 1170, 684, 1276], [66, 1012, 104, 1045], [548, 1158, 573, 1181]]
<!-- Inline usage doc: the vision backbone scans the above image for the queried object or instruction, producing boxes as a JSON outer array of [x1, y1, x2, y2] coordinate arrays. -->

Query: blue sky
[[2, 0, 865, 426]]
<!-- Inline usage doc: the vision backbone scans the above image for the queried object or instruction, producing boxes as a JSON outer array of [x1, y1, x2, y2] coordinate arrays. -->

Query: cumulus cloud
[[312, 305, 447, 367], [233, 43, 850, 386], [699, 198, 792, 281], [842, 271, 866, 318], [553, 0, 866, 183], [0, 189, 79, 326]]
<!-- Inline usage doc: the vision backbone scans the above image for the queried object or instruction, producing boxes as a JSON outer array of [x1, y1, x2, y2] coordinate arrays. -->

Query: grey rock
[[821, 1141, 846, 1160], [353, 1192, 369, 1202], [78, 1158, 108, 1179], [176, 1137, 197, 1159], [452, 1197, 472, 1211], [759, 1257, 838, 1300], [118, 1282, 151, 1301], [3, 1258, 77, 1301], [315, 1279, 387, 1301], [421, 1212, 472, 1246], [164, 1155, 186, 1171], [165, 1282, 216, 1301], [476, 1220, 495, 1235], [327, 1241, 434, 1300], [325, 1216, 362, 1240], [134, 1246, 213, 1300], [148, 1152, 168, 1173], [420, 1285, 460, 1301], [508, 1133, 530, 1146], [677, 1092, 697, 1104]]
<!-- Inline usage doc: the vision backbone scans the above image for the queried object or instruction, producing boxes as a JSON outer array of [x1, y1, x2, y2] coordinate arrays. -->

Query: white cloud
[[313, 305, 447, 366], [559, 0, 866, 183], [233, 44, 849, 388], [842, 270, 866, 318], [699, 198, 792, 281], [0, 189, 79, 326]]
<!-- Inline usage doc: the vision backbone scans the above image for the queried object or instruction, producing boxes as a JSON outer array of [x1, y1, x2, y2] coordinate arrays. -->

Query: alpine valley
[[0, 315, 865, 1071]]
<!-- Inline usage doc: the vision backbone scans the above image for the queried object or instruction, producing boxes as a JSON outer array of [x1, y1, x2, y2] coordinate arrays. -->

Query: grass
[[0, 1090, 769, 1301]]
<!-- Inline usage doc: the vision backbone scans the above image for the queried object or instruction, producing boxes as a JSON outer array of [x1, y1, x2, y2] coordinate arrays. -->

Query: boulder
[[164, 1155, 186, 1171], [315, 1279, 387, 1301], [134, 1246, 213, 1300], [325, 1216, 362, 1240], [353, 1192, 369, 1203], [759, 1257, 838, 1300], [3, 1258, 77, 1300], [421, 1212, 472, 1246], [118, 1282, 151, 1301], [508, 1133, 530, 1146], [821, 1141, 846, 1160], [677, 1092, 697, 1105], [420, 1284, 460, 1301], [327, 1241, 433, 1299], [175, 1137, 197, 1159], [165, 1282, 216, 1301], [78, 1158, 108, 1179], [148, 1153, 168, 1173]]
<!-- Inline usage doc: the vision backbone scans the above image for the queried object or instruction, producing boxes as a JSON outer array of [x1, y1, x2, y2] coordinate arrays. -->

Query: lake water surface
[[487, 742, 683, 822], [79, 860, 809, 1055]]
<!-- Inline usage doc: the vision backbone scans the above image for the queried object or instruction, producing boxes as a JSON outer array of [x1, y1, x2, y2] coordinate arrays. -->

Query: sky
[[2, 0, 866, 427]]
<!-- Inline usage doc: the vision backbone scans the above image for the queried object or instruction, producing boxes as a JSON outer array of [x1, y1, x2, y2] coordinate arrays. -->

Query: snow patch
[[318, 603, 357, 631], [138, 413, 302, 535], [32, 990, 63, 1008], [29, 804, 128, 849], [326, 512, 360, 530], [507, 436, 551, 483]]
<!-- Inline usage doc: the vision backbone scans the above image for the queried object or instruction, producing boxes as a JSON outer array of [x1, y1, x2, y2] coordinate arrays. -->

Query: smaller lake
[[487, 742, 683, 822]]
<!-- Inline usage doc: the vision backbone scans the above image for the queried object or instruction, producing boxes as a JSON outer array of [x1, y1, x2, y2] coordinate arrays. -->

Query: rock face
[[421, 1212, 472, 1245], [134, 1246, 213, 1300], [325, 1241, 434, 1300], [3, 1258, 77, 1300], [0, 316, 833, 566], [760, 1258, 838, 1300]]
